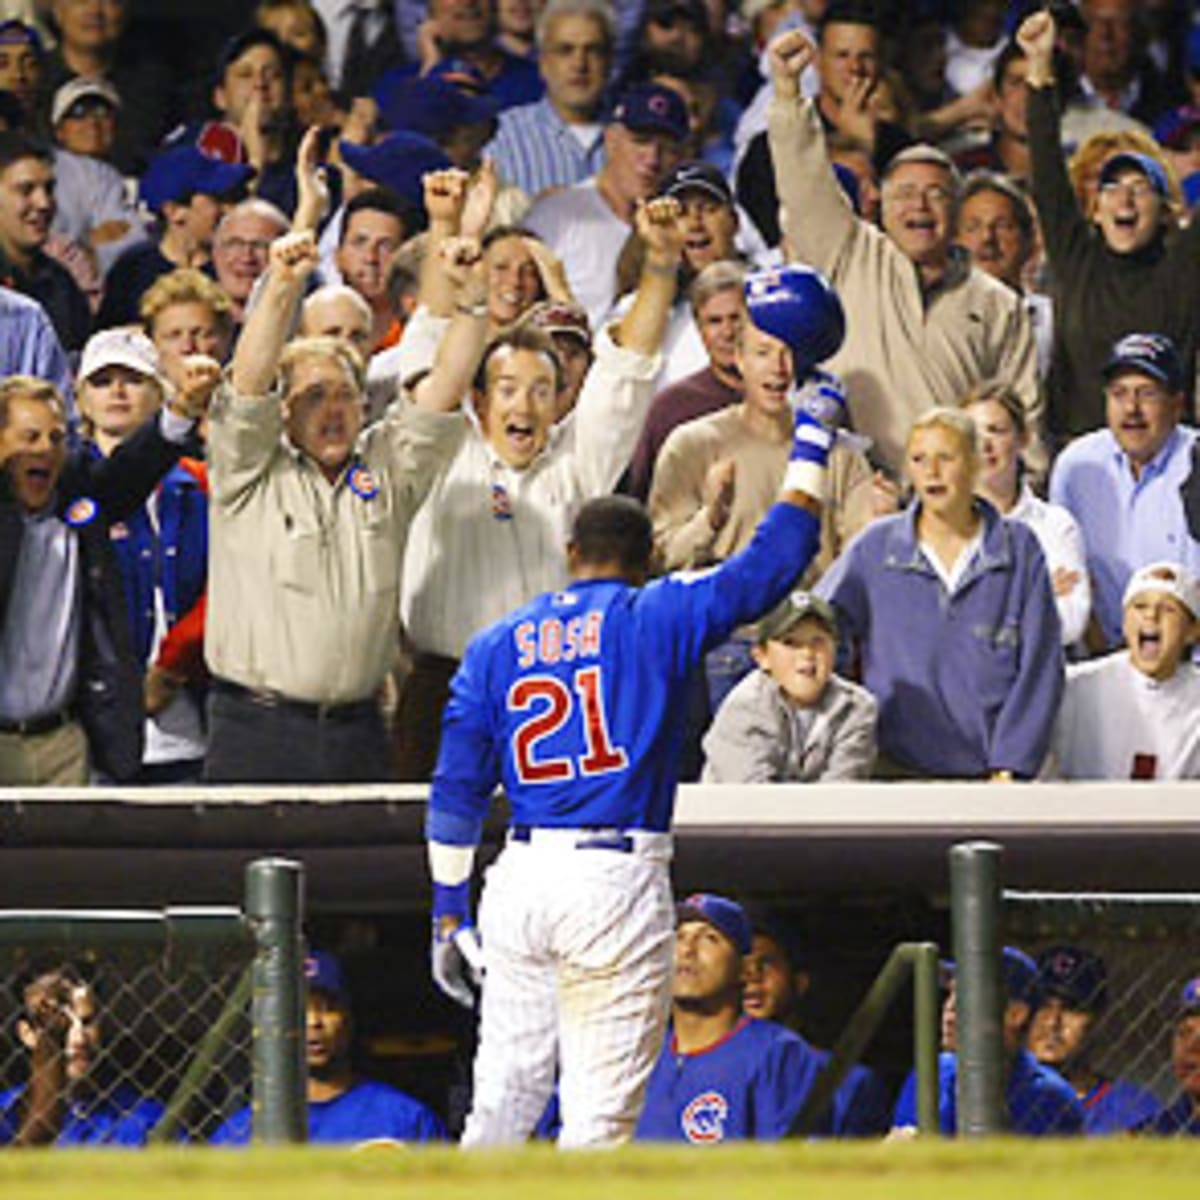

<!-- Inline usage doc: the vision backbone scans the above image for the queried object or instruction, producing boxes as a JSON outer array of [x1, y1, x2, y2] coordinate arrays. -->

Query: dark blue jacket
[[102, 456, 208, 667], [0, 416, 185, 780]]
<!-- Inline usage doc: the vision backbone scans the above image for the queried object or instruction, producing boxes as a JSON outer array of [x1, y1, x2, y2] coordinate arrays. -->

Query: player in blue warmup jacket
[[425, 264, 848, 1148], [0, 964, 164, 1146], [741, 913, 891, 1136], [211, 951, 446, 1146], [1026, 945, 1159, 1134], [635, 894, 829, 1143], [1136, 978, 1200, 1137], [892, 947, 1083, 1136]]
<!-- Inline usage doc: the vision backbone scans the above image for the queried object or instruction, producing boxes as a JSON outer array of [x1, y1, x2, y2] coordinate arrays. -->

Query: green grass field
[[2, 1141, 1199, 1200]]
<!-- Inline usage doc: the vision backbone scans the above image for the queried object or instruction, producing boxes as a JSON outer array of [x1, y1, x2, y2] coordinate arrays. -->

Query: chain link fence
[[0, 944, 253, 1144], [1004, 893, 1200, 1135], [0, 859, 306, 1148], [950, 843, 1200, 1137]]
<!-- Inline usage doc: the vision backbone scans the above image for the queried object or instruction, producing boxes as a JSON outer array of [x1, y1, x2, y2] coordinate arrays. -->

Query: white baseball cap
[[1122, 562, 1200, 620], [51, 76, 121, 126], [78, 327, 163, 387]]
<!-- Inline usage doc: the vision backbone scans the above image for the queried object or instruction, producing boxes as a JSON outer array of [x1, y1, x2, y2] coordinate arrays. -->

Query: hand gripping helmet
[[744, 264, 845, 380]]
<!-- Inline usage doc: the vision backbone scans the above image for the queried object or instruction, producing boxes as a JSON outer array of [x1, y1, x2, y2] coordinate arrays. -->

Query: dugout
[[2, 782, 1198, 1134]]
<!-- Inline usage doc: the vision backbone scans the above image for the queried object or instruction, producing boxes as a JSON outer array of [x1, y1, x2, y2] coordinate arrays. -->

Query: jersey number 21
[[507, 667, 629, 784]]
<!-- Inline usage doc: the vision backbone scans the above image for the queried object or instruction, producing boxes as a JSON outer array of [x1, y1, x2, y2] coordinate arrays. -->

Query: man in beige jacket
[[765, 29, 1043, 477]]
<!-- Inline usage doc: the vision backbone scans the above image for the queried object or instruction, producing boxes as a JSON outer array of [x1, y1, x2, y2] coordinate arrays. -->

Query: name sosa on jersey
[[509, 605, 627, 785]]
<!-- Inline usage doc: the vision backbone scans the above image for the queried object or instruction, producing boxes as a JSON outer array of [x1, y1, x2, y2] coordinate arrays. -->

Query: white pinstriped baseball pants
[[460, 830, 675, 1148]]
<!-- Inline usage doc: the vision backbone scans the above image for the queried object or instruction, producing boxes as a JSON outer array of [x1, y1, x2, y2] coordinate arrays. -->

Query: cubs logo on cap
[[681, 1090, 729, 1144], [346, 465, 379, 500], [65, 498, 98, 528]]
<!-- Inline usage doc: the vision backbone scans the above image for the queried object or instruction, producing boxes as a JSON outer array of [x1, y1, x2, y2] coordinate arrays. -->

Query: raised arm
[[611, 196, 684, 356], [230, 231, 318, 396], [1017, 11, 1088, 255], [417, 168, 472, 319], [766, 30, 860, 276], [290, 126, 332, 235], [411, 236, 490, 413]]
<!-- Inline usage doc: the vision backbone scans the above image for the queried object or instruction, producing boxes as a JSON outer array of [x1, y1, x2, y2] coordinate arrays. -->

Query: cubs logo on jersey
[[681, 1091, 729, 1144]]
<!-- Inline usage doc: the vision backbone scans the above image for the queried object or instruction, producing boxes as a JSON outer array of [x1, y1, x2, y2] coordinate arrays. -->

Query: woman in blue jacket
[[820, 407, 1063, 779], [77, 327, 213, 783]]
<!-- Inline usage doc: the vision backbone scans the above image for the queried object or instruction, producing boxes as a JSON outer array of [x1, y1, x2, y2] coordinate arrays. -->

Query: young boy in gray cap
[[701, 590, 876, 782]]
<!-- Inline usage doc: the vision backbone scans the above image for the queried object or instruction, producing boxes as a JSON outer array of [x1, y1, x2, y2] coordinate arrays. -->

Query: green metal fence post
[[245, 858, 306, 1144], [950, 840, 1005, 1136], [912, 940, 940, 1136]]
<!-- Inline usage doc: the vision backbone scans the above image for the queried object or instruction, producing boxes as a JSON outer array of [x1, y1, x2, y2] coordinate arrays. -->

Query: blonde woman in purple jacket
[[819, 407, 1063, 780]]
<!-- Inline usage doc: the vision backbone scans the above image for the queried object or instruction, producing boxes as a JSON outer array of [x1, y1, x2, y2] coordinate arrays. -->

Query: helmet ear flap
[[744, 266, 845, 380]]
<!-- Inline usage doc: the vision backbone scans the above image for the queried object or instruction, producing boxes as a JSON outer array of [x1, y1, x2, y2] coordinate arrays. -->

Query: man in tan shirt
[[765, 29, 1042, 477], [203, 230, 479, 782], [649, 314, 887, 712]]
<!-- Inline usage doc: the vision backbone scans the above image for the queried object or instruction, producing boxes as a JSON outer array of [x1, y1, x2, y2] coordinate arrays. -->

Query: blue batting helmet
[[744, 265, 845, 379]]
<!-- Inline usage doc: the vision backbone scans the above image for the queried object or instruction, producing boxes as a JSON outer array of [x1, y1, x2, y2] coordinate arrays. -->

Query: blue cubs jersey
[[817, 1054, 892, 1137], [634, 1016, 829, 1143], [0, 1082, 164, 1146], [210, 1078, 447, 1145], [428, 503, 819, 839], [892, 1049, 1084, 1135], [1078, 1076, 1161, 1134], [1135, 1095, 1200, 1136]]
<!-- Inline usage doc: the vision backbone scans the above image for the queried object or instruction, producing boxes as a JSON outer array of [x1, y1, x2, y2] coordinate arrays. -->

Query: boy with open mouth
[[1048, 561, 1200, 780]]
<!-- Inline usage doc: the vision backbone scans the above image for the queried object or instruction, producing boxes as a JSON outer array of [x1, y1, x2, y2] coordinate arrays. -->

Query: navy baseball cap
[[611, 83, 689, 142], [677, 893, 753, 956], [1098, 151, 1170, 200], [305, 950, 349, 1002], [659, 160, 733, 207], [1178, 977, 1200, 1016], [941, 946, 1042, 1006], [646, 0, 708, 29], [378, 75, 498, 138], [339, 132, 452, 209], [1101, 332, 1184, 393], [1036, 945, 1108, 1013], [140, 143, 253, 213]]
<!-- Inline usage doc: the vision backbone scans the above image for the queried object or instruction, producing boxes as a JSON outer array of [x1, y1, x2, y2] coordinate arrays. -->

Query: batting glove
[[790, 369, 849, 432], [432, 921, 485, 1009], [431, 880, 485, 1008]]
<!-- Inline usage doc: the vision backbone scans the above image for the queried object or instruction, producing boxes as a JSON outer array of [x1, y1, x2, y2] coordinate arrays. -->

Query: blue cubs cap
[[611, 83, 689, 142], [744, 264, 845, 379], [677, 893, 753, 956], [1036, 944, 1108, 1013], [140, 143, 253, 213], [305, 950, 349, 1002], [1102, 331, 1183, 393], [339, 132, 452, 209], [1098, 150, 1170, 200], [378, 75, 498, 138], [941, 946, 1042, 1006]]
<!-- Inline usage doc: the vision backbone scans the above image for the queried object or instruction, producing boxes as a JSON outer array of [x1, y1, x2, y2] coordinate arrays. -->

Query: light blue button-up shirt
[[1049, 425, 1200, 646]]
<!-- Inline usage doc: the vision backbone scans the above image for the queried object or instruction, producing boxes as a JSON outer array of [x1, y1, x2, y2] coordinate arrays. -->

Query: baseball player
[[634, 894, 829, 1143], [424, 264, 847, 1148], [892, 947, 1084, 1136], [1025, 944, 1160, 1134]]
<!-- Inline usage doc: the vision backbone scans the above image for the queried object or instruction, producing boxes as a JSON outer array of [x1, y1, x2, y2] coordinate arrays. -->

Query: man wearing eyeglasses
[[1049, 332, 1200, 653], [202, 229, 476, 783], [763, 28, 1042, 480], [210, 199, 290, 326]]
